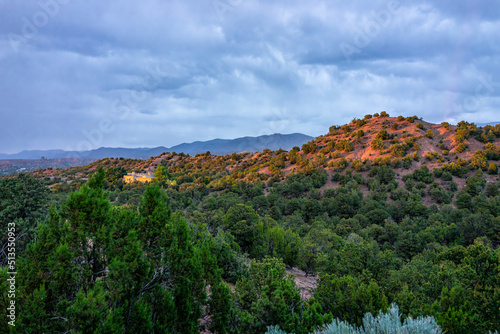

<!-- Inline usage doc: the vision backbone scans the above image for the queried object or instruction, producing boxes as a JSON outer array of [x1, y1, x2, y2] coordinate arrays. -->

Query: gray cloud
[[0, 0, 499, 153]]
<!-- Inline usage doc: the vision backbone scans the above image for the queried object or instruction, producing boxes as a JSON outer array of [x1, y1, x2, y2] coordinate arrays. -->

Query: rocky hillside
[[25, 112, 500, 194]]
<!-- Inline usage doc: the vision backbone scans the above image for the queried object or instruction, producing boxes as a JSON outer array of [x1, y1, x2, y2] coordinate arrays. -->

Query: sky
[[0, 0, 500, 154]]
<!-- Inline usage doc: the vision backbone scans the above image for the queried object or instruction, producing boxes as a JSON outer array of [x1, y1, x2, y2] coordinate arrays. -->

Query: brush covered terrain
[[1, 113, 500, 333]]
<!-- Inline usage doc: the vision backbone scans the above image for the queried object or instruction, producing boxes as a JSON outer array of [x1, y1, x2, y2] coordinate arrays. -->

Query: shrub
[[425, 129, 435, 139], [302, 141, 316, 154], [354, 118, 367, 128], [412, 166, 434, 183], [380, 111, 389, 117], [376, 130, 392, 140], [328, 126, 340, 136], [486, 183, 499, 197], [441, 122, 451, 130], [329, 158, 348, 171], [433, 169, 443, 178], [266, 304, 443, 334], [416, 123, 424, 129], [364, 114, 372, 120], [335, 140, 355, 152], [456, 143, 467, 153], [429, 185, 452, 204], [488, 163, 498, 175], [397, 115, 405, 121], [341, 124, 352, 134], [484, 143, 500, 160], [391, 158, 402, 168], [441, 171, 453, 181], [416, 181, 427, 190], [391, 187, 409, 201], [352, 159, 364, 171], [425, 152, 435, 161], [448, 181, 458, 192], [470, 151, 488, 170], [403, 155, 413, 169], [369, 165, 395, 184], [455, 134, 466, 143], [443, 162, 468, 177], [371, 139, 385, 151], [331, 172, 341, 182]]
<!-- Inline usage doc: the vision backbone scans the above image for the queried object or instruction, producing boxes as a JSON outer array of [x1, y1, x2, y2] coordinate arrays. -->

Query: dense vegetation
[[2, 115, 500, 333]]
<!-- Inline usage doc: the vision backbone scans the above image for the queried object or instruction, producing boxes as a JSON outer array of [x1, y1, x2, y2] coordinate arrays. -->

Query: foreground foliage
[[266, 303, 442, 334]]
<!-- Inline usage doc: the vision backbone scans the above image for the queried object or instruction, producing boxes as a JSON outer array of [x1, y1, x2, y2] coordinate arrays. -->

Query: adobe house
[[123, 171, 154, 183]]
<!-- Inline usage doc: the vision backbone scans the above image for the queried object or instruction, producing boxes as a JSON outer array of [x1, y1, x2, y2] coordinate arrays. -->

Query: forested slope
[[1, 113, 500, 333]]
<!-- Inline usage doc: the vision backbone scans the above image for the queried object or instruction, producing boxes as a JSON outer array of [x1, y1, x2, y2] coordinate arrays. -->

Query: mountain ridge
[[0, 133, 314, 160]]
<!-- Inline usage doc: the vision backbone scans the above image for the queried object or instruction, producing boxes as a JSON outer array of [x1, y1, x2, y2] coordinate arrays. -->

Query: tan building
[[123, 172, 154, 183]]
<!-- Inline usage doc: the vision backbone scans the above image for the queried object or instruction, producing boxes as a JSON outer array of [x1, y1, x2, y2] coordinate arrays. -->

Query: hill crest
[[24, 113, 500, 193]]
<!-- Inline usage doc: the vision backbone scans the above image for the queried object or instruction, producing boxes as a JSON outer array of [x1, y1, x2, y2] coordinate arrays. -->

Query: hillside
[[30, 112, 500, 195], [2, 112, 500, 333]]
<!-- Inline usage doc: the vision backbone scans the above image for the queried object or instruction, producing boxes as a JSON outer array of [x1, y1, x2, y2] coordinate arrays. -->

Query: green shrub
[[456, 143, 467, 153], [371, 139, 385, 151], [328, 126, 340, 136], [352, 159, 364, 171], [443, 162, 468, 177], [425, 129, 435, 139], [376, 130, 392, 140], [441, 171, 453, 181], [341, 124, 352, 134], [354, 118, 367, 128], [335, 140, 355, 152], [329, 158, 348, 171], [484, 143, 500, 160], [266, 304, 443, 334], [302, 141, 316, 154], [416, 181, 427, 190], [486, 183, 499, 197], [488, 163, 498, 175], [368, 165, 395, 184], [391, 157, 402, 168], [470, 151, 488, 170]]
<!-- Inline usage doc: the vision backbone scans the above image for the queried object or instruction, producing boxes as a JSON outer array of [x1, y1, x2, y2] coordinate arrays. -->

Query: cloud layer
[[1, 0, 499, 153]]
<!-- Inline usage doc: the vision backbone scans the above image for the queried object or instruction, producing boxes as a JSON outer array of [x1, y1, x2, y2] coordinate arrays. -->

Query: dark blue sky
[[1, 0, 499, 153]]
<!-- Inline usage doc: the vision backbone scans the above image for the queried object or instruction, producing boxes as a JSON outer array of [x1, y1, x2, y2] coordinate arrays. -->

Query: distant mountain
[[168, 133, 314, 156], [477, 121, 500, 126], [0, 133, 314, 160]]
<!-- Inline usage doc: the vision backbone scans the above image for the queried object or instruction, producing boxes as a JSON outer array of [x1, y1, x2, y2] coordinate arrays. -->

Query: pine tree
[[209, 273, 234, 334]]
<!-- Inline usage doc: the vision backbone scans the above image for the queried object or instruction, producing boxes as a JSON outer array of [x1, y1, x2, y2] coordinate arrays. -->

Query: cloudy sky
[[1, 0, 499, 154]]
